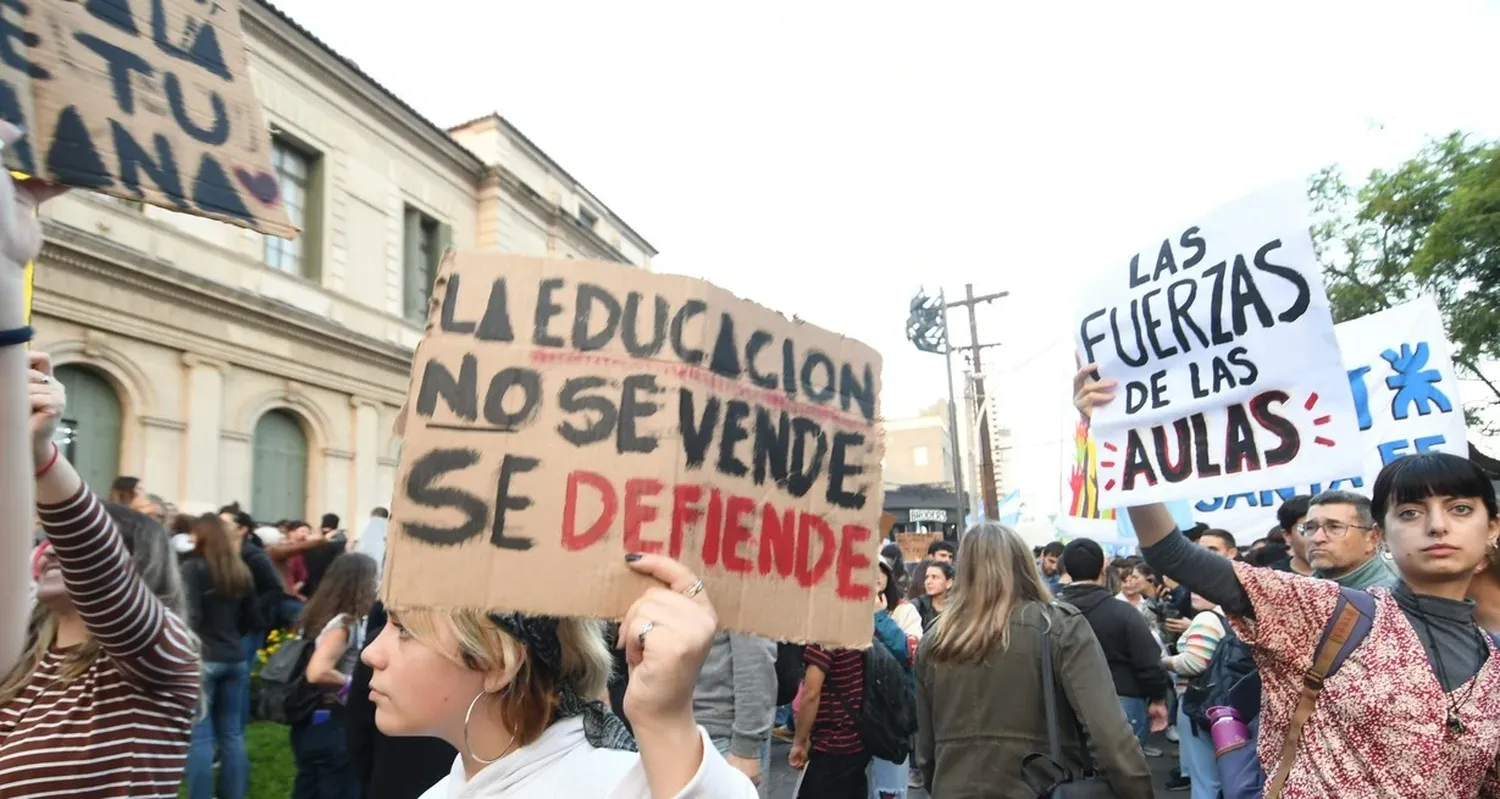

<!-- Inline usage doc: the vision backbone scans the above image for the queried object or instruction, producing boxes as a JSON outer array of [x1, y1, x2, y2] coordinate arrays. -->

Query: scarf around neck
[[489, 612, 636, 752]]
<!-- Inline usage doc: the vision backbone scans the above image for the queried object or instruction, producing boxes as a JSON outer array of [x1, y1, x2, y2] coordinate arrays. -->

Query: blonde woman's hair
[[926, 521, 1052, 665], [396, 609, 613, 747]]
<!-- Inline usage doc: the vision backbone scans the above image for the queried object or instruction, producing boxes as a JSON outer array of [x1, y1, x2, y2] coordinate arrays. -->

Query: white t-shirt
[[316, 613, 365, 674]]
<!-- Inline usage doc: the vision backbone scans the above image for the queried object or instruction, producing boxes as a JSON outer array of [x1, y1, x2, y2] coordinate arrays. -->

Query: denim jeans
[[240, 631, 264, 730], [186, 660, 250, 799], [1178, 701, 1221, 799], [1119, 697, 1149, 748], [291, 707, 357, 799]]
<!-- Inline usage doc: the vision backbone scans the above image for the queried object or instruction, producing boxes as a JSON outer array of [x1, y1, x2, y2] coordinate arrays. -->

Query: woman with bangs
[[361, 553, 757, 797], [1076, 364, 1500, 798]]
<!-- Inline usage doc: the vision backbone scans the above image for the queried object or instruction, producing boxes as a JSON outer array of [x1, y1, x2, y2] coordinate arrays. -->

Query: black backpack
[[834, 632, 919, 763], [1182, 620, 1254, 733], [255, 634, 320, 725], [774, 642, 806, 707]]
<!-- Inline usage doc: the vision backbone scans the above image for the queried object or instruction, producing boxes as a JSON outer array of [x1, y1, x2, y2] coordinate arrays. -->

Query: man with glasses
[[1297, 490, 1398, 589]]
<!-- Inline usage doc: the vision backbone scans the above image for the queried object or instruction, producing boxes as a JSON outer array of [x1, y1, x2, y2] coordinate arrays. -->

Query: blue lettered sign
[[1193, 297, 1467, 539]]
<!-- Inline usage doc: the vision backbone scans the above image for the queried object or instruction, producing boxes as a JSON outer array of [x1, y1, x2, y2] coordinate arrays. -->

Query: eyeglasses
[[1295, 520, 1373, 539]]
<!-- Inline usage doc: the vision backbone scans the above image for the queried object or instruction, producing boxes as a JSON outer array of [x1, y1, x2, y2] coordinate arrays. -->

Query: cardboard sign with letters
[[383, 252, 885, 648], [0, 0, 295, 236]]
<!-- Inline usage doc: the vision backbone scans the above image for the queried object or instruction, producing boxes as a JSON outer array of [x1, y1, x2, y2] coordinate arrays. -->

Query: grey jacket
[[691, 632, 777, 758]]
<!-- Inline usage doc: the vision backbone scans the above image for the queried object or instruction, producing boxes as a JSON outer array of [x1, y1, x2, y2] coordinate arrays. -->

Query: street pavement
[[762, 731, 1181, 798]]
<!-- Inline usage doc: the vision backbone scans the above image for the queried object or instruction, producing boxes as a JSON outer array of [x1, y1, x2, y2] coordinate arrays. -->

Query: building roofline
[[451, 113, 658, 257], [247, 2, 654, 258], [249, 0, 486, 180]]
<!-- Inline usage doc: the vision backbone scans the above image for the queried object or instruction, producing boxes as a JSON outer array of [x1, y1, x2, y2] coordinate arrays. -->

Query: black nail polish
[[624, 553, 643, 562]]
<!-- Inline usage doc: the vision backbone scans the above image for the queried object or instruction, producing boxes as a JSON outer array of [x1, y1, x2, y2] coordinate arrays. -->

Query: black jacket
[[1057, 583, 1171, 701], [302, 539, 347, 598], [180, 556, 257, 664], [915, 594, 943, 632], [239, 538, 284, 632], [348, 602, 456, 798]]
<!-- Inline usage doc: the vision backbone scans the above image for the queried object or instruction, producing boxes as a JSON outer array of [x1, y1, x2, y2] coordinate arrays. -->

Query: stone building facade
[[32, 0, 654, 529]]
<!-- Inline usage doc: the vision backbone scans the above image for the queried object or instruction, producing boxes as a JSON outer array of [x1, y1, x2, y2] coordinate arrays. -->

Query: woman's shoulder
[[315, 613, 354, 638], [553, 746, 638, 792]]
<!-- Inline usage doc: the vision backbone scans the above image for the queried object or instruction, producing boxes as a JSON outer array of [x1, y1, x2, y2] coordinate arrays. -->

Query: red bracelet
[[35, 442, 59, 479]]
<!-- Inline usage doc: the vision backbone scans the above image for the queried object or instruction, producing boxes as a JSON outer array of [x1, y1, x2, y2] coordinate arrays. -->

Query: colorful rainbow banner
[[1067, 415, 1116, 523]]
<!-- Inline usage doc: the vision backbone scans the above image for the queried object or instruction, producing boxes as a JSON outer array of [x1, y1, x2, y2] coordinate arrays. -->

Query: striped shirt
[[803, 645, 864, 755], [1166, 608, 1226, 677], [0, 487, 200, 798]]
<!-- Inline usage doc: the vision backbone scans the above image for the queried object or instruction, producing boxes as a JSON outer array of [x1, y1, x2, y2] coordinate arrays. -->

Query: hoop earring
[[463, 690, 518, 765]]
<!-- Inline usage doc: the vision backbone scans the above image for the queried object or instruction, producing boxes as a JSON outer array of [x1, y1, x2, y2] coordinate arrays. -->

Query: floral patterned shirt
[[1230, 561, 1500, 798]]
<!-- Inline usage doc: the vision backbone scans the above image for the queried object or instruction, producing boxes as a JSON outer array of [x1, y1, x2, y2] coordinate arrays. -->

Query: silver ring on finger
[[636, 620, 655, 648], [682, 579, 705, 599]]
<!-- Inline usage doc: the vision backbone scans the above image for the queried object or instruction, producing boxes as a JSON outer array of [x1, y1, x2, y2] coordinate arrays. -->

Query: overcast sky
[[269, 0, 1500, 516]]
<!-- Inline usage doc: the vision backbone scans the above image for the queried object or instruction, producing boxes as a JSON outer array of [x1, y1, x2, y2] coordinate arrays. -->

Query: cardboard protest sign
[[0, 0, 295, 236], [896, 532, 938, 563], [1193, 297, 1468, 538], [1075, 182, 1362, 509], [384, 252, 885, 647]]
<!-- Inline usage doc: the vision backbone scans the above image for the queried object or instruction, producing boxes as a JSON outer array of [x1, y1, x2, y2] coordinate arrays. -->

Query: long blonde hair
[[926, 521, 1051, 664]]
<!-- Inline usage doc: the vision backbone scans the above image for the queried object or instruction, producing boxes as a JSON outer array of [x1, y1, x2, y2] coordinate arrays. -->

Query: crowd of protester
[[7, 146, 1500, 799]]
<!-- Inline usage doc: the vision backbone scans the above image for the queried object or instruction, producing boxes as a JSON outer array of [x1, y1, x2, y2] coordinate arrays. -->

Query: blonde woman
[[363, 553, 757, 797], [914, 522, 1153, 799]]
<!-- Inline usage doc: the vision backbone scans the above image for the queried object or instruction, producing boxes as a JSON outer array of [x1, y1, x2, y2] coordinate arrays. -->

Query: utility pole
[[945, 283, 1008, 519], [905, 290, 968, 535]]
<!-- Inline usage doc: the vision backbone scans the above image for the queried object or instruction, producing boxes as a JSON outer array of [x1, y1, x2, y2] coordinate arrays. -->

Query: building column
[[139, 416, 184, 507], [322, 446, 354, 532], [351, 397, 380, 534], [219, 430, 253, 512], [181, 354, 228, 513]]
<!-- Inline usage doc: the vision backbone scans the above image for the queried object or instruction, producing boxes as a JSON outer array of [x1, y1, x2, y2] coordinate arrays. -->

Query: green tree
[[1310, 132, 1500, 440]]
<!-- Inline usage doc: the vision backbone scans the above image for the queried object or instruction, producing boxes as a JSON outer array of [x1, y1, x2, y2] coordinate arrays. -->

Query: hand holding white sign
[[1074, 183, 1363, 509]]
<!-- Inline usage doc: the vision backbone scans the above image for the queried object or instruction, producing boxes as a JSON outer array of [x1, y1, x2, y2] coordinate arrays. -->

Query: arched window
[[52, 365, 122, 493], [252, 409, 309, 522]]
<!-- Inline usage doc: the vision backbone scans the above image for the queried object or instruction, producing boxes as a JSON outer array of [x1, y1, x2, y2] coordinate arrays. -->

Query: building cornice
[[455, 114, 657, 258], [490, 166, 637, 266], [244, 2, 485, 184], [36, 220, 410, 407]]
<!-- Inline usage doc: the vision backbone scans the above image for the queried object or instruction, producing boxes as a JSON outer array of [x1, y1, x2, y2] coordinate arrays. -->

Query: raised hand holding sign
[[1073, 183, 1363, 509], [384, 252, 885, 648]]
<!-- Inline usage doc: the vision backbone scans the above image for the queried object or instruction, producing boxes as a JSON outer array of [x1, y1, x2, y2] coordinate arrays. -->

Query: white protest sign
[[1075, 182, 1363, 509], [1192, 297, 1468, 539]]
